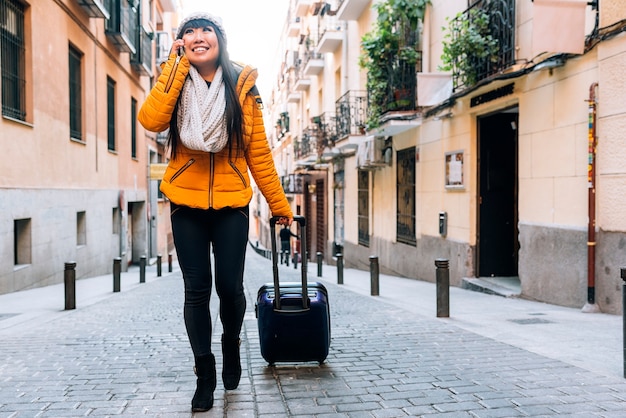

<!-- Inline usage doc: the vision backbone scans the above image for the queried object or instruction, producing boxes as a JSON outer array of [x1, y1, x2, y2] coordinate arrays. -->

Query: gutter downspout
[[583, 82, 600, 313]]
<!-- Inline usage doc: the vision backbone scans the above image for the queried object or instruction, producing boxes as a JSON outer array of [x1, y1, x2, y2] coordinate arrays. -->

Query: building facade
[[262, 0, 626, 314], [0, 0, 177, 294]]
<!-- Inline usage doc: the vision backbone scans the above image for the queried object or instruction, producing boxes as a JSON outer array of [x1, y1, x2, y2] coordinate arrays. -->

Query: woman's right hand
[[170, 39, 186, 57]]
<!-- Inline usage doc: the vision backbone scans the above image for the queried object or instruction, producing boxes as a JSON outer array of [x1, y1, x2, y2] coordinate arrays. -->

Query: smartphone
[[177, 46, 184, 56]]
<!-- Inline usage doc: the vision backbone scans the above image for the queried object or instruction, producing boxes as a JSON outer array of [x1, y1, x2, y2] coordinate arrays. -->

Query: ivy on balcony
[[358, 0, 430, 130], [439, 0, 516, 91]]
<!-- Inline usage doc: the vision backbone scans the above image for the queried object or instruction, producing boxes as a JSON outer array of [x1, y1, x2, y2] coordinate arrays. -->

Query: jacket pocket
[[229, 161, 248, 188], [169, 158, 195, 183]]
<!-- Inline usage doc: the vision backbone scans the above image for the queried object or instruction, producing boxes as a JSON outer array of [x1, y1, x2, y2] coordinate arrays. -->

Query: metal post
[[621, 267, 626, 378], [64, 262, 76, 310], [293, 251, 299, 270], [370, 255, 379, 296], [113, 257, 121, 293], [337, 253, 344, 285], [140, 255, 146, 283], [168, 253, 173, 273], [157, 254, 162, 277], [435, 258, 450, 318], [317, 252, 323, 277]]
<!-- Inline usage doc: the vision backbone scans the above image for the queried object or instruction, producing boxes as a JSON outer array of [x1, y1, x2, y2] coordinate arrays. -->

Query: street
[[1, 247, 625, 417]]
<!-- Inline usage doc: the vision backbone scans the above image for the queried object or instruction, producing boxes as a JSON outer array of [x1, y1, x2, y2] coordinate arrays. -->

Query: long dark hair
[[168, 19, 244, 160]]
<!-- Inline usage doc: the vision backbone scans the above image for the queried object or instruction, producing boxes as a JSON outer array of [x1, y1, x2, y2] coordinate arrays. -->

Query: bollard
[[140, 255, 146, 283], [337, 253, 344, 285], [435, 258, 450, 318], [293, 251, 299, 270], [64, 261, 77, 310], [370, 255, 379, 296], [317, 252, 323, 277], [157, 254, 162, 277], [113, 257, 121, 292], [622, 267, 626, 378], [168, 253, 173, 273]]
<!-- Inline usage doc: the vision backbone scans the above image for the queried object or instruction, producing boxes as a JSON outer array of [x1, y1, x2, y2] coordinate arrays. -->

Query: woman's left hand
[[275, 217, 293, 226]]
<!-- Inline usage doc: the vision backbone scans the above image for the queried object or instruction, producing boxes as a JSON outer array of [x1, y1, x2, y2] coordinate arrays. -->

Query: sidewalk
[[311, 260, 623, 380], [0, 262, 166, 334]]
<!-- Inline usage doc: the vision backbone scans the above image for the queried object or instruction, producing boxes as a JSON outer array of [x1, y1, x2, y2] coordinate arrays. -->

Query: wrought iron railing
[[316, 112, 338, 150], [130, 26, 152, 76], [336, 90, 367, 138], [367, 54, 422, 121], [104, 0, 138, 54], [449, 0, 516, 91], [294, 125, 321, 161]]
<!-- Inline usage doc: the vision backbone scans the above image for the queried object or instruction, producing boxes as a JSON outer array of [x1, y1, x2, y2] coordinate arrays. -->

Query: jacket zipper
[[229, 161, 248, 188], [209, 154, 215, 208], [164, 55, 181, 93], [169, 158, 195, 183]]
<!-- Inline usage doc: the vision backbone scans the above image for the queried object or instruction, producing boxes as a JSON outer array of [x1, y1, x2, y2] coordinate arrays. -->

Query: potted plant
[[439, 6, 499, 88], [359, 0, 430, 130]]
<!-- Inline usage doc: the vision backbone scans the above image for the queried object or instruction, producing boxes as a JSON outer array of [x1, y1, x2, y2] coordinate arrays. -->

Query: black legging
[[170, 203, 249, 357]]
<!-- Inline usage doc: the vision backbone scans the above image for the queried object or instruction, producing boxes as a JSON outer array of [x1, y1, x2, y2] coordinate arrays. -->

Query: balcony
[[156, 130, 169, 146], [130, 26, 153, 76], [76, 0, 110, 18], [294, 125, 322, 166], [367, 56, 424, 136], [288, 18, 301, 37], [104, 0, 138, 54], [446, 0, 515, 91], [295, 0, 313, 17], [335, 90, 367, 139], [336, 0, 370, 21], [317, 19, 344, 53], [294, 77, 311, 91], [313, 112, 338, 150], [303, 51, 324, 75]]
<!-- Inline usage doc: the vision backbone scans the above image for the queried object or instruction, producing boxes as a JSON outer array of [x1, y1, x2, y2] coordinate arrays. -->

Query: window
[[397, 147, 416, 245], [131, 97, 137, 158], [77, 211, 86, 246], [107, 76, 116, 151], [357, 170, 369, 247], [69, 44, 83, 141], [1, 0, 26, 120], [14, 218, 31, 265]]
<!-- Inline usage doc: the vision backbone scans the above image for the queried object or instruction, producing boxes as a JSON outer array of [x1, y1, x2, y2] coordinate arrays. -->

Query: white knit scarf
[[177, 65, 229, 153]]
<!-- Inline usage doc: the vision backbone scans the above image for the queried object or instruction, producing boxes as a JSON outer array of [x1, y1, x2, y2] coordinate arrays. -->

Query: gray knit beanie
[[176, 12, 227, 44]]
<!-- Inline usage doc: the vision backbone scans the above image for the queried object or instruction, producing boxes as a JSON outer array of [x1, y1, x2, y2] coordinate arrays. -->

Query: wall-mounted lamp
[[308, 184, 316, 194], [533, 57, 565, 73], [433, 112, 453, 121]]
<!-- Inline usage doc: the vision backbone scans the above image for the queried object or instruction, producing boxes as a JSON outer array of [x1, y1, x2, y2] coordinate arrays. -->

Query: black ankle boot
[[221, 335, 241, 390], [192, 354, 216, 412]]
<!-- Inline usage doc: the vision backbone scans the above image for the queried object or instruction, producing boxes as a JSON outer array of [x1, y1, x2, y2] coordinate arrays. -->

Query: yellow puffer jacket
[[138, 54, 292, 218]]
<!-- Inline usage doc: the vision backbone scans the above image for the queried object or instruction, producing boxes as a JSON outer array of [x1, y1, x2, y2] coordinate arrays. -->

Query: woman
[[138, 12, 293, 412]]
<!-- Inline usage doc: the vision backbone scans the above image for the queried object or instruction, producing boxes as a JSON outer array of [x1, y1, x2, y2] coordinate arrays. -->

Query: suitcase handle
[[270, 215, 308, 310]]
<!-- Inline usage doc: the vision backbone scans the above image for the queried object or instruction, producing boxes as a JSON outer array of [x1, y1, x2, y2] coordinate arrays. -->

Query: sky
[[181, 0, 291, 98]]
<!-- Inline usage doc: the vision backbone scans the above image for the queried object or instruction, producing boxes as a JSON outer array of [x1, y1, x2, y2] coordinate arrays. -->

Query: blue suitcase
[[255, 216, 331, 365]]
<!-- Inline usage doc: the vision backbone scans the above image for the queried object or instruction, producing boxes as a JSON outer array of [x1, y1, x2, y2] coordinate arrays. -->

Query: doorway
[[477, 108, 519, 277]]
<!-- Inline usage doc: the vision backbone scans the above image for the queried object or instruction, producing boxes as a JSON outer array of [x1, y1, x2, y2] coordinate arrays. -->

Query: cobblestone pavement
[[1, 248, 626, 417]]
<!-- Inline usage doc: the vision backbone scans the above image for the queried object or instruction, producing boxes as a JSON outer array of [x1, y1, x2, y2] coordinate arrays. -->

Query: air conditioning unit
[[357, 136, 387, 170], [286, 50, 298, 69]]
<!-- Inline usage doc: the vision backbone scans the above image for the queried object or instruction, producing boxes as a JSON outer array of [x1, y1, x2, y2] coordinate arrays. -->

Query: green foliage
[[439, 7, 499, 87], [358, 0, 431, 130]]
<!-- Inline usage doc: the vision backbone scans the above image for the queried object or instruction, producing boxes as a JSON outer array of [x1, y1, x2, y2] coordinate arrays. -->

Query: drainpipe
[[583, 82, 600, 313]]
